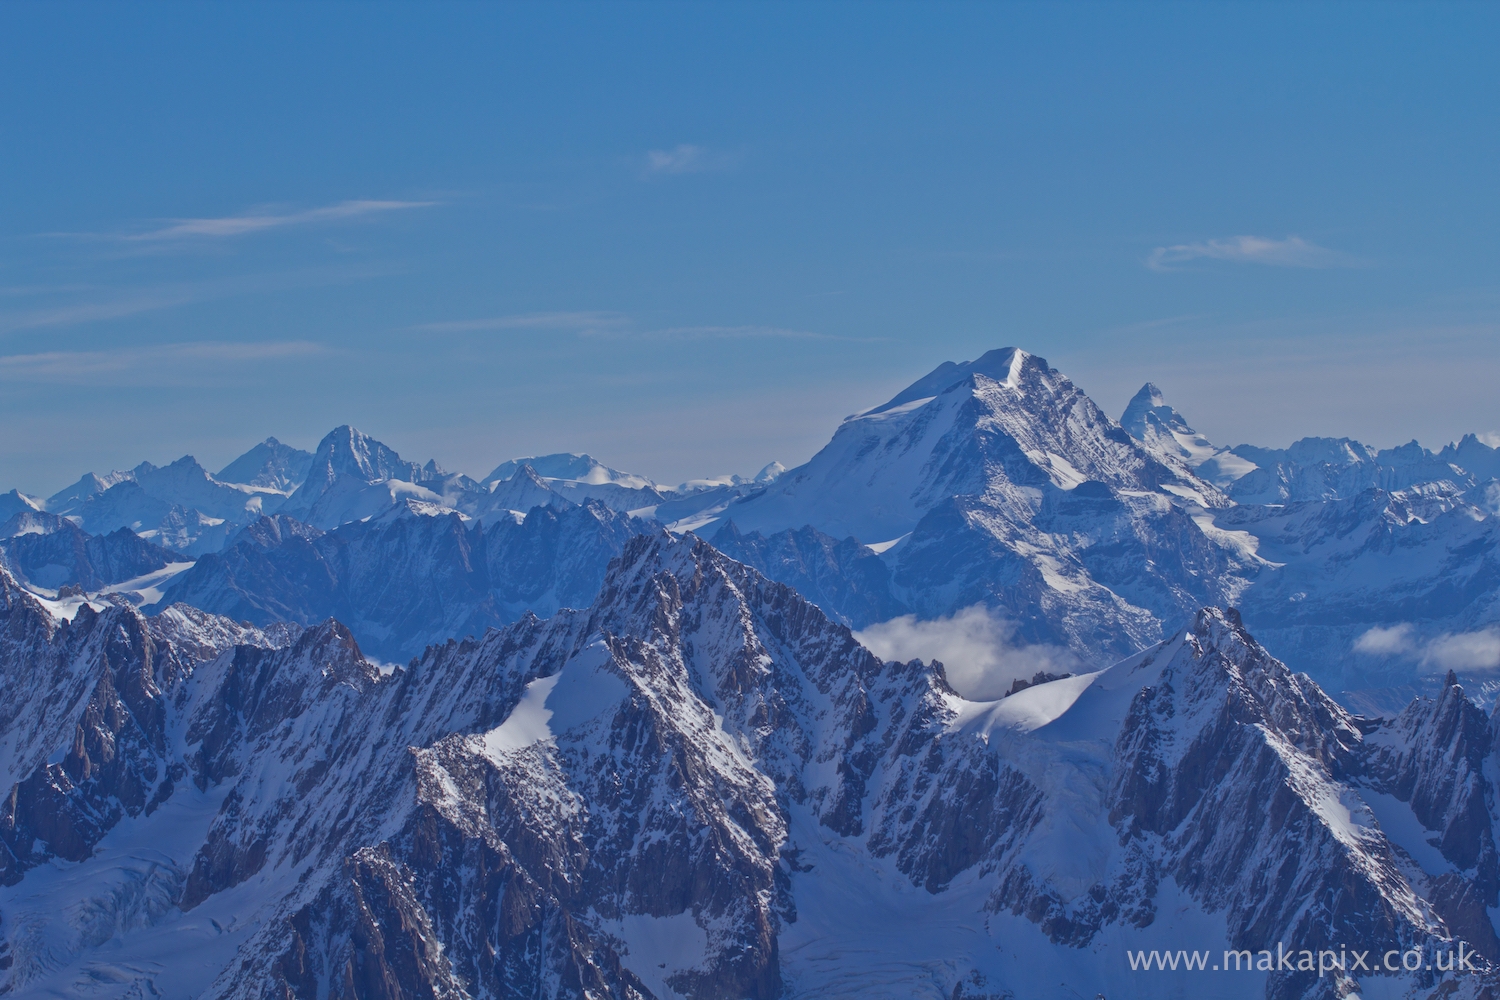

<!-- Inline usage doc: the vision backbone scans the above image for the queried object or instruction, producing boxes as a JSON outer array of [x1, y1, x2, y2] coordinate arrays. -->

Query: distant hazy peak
[[1120, 382, 1195, 437], [216, 437, 315, 491], [1116, 382, 1260, 487], [45, 469, 134, 510], [1231, 436, 1377, 469], [311, 425, 422, 485], [754, 461, 785, 484], [483, 452, 654, 490], [0, 489, 43, 523]]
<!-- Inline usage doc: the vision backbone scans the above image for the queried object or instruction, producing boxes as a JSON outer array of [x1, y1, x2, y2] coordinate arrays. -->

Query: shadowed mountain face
[[148, 500, 639, 662], [2, 536, 1499, 999], [0, 510, 177, 593], [214, 437, 315, 493]]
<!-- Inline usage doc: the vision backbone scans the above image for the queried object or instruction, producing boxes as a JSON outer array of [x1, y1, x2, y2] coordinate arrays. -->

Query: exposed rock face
[[0, 572, 287, 889], [4, 543, 1500, 999], [708, 520, 908, 627]]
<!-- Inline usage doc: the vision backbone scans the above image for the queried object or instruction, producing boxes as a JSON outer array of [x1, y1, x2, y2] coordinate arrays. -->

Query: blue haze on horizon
[[2, 1, 1497, 495]]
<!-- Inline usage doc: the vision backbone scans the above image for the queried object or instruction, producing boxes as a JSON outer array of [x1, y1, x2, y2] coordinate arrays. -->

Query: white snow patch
[[97, 561, 196, 606], [1361, 789, 1454, 877], [865, 533, 909, 555], [0, 781, 251, 999], [611, 911, 707, 1000], [948, 671, 1100, 735], [480, 640, 627, 759]]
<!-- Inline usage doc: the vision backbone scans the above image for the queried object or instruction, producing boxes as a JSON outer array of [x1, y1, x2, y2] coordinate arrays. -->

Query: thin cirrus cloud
[[0, 266, 402, 335], [642, 144, 735, 177], [414, 311, 631, 334], [80, 199, 437, 242], [0, 341, 330, 385], [0, 290, 201, 334], [635, 325, 876, 343], [414, 311, 877, 343], [1147, 235, 1360, 271]]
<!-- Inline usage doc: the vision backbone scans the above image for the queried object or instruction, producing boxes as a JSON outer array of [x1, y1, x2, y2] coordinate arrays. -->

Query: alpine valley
[[3, 348, 1499, 999]]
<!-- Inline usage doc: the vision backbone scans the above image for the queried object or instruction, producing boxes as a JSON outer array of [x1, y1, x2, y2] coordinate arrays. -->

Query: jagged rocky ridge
[[4, 537, 1500, 999]]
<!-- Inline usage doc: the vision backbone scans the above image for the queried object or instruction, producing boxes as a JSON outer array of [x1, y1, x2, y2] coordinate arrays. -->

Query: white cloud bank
[[1148, 235, 1357, 271], [853, 604, 1079, 701], [1353, 623, 1500, 673]]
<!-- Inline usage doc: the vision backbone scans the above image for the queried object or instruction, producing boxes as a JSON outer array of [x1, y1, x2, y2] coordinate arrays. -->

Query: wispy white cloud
[[643, 144, 734, 176], [1478, 431, 1500, 448], [624, 324, 871, 342], [853, 604, 1080, 700], [0, 341, 329, 384], [0, 291, 201, 333], [0, 266, 398, 335], [60, 199, 435, 243], [412, 312, 875, 343], [1353, 623, 1500, 673], [1148, 235, 1359, 271], [413, 311, 630, 334]]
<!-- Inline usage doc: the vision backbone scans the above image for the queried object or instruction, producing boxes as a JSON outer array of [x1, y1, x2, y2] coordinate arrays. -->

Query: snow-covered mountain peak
[[1442, 433, 1500, 482], [214, 436, 315, 492], [483, 452, 653, 491], [1121, 382, 1182, 434], [863, 346, 1031, 417], [308, 424, 423, 486], [717, 347, 1226, 542], [1119, 382, 1257, 486], [2, 509, 72, 539], [135, 454, 264, 500], [0, 489, 43, 523], [754, 460, 785, 483], [44, 469, 134, 510], [277, 426, 434, 529]]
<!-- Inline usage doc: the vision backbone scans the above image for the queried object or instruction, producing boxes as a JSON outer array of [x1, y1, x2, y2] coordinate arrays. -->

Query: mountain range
[[2, 346, 1499, 998]]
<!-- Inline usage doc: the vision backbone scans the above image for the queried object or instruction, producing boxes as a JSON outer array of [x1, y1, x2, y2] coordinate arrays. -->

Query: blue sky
[[3, 1, 1497, 493]]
